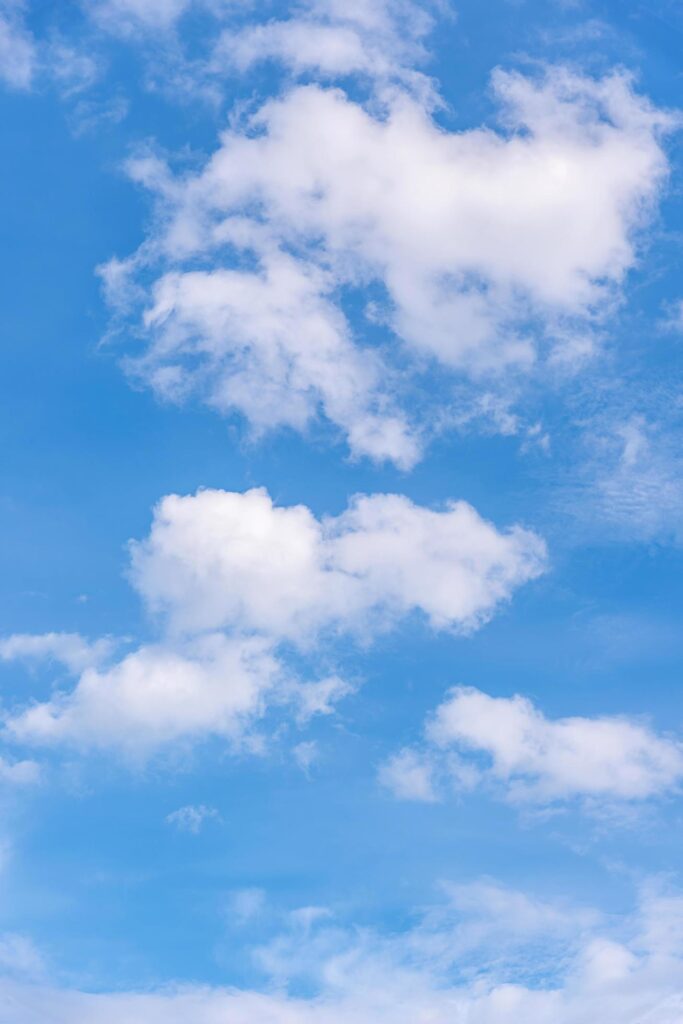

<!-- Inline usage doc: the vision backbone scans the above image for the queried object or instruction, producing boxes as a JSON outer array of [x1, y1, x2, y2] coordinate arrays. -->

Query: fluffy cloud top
[[107, 65, 672, 461], [5, 634, 281, 755], [130, 487, 546, 639], [383, 686, 683, 807], [137, 248, 419, 467], [2, 488, 543, 755]]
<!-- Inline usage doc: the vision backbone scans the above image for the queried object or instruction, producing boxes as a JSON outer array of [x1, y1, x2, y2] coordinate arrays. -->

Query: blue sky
[[1, 1, 683, 1020]]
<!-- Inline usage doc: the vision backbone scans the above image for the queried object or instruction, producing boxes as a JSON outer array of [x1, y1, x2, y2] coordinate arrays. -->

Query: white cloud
[[85, 0, 193, 34], [136, 247, 419, 467], [0, 881, 681, 1023], [293, 739, 319, 774], [108, 65, 672, 460], [0, 633, 115, 675], [214, 0, 437, 94], [5, 634, 280, 756], [0, 757, 40, 787], [130, 487, 546, 640], [581, 416, 683, 544], [378, 747, 437, 802], [0, 3, 36, 89], [2, 488, 543, 757], [0, 934, 44, 979], [383, 686, 683, 807], [165, 803, 219, 833]]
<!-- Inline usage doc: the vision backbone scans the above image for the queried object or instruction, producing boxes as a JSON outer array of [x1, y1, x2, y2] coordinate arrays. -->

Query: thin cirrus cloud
[[0, 4, 36, 89], [0, 880, 681, 1023], [0, 633, 115, 676], [1, 487, 545, 757], [165, 803, 220, 833], [84, 0, 193, 34], [381, 686, 683, 808], [101, 63, 674, 465]]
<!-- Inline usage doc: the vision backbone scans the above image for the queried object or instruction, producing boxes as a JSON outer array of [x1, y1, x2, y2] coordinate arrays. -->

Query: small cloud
[[0, 757, 41, 787], [383, 686, 683, 814], [293, 740, 319, 775], [659, 299, 683, 334], [165, 803, 220, 834], [228, 887, 266, 925], [379, 748, 438, 802]]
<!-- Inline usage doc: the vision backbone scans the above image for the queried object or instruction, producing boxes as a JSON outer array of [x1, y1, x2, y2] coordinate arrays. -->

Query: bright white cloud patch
[[383, 686, 683, 807], [106, 65, 672, 462], [130, 487, 546, 639], [137, 248, 419, 467], [0, 881, 681, 1023], [5, 635, 281, 756], [2, 488, 543, 756]]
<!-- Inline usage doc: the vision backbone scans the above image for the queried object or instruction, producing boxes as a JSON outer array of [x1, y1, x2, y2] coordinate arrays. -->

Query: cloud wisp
[[0, 879, 682, 1023]]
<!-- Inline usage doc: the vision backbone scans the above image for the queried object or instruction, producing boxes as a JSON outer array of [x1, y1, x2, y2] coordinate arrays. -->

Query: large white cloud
[[4, 635, 281, 756], [382, 686, 683, 807], [129, 486, 546, 639], [2, 488, 544, 755], [0, 881, 681, 1022], [107, 65, 672, 462]]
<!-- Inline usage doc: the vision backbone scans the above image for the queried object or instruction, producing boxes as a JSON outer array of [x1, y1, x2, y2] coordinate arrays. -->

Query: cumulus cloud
[[106, 65, 672, 461], [580, 416, 683, 544], [5, 635, 281, 756], [2, 488, 543, 756], [0, 881, 681, 1023], [129, 487, 546, 639], [382, 686, 683, 808], [135, 247, 419, 467]]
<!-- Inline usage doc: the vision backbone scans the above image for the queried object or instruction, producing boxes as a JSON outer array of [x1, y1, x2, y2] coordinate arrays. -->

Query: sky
[[0, 0, 683, 1020]]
